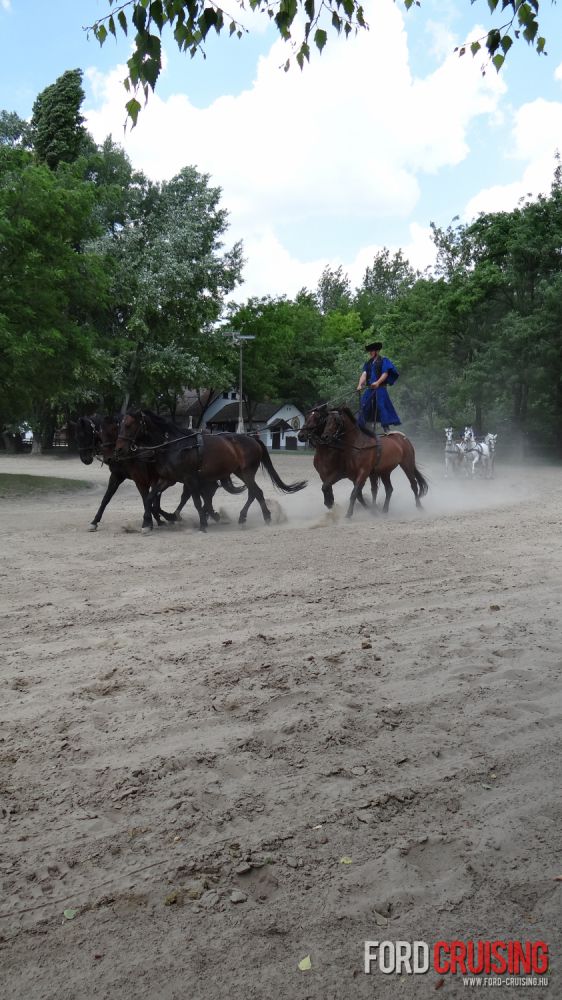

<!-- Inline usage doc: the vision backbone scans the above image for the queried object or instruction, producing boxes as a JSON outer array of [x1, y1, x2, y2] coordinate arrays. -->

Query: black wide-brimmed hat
[[364, 341, 383, 352]]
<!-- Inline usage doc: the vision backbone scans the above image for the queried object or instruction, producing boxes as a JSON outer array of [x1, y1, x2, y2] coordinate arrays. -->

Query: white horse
[[463, 427, 493, 478], [484, 432, 498, 478], [444, 427, 465, 478]]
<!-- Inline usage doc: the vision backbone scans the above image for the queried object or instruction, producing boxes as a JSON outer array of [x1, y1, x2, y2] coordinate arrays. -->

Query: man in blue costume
[[356, 339, 401, 433]]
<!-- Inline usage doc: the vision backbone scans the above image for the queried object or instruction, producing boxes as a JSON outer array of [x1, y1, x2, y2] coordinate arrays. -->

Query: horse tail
[[257, 440, 307, 493], [414, 466, 429, 497], [220, 476, 246, 495]]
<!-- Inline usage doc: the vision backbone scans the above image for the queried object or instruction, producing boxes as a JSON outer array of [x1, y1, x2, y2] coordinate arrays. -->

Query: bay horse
[[74, 415, 179, 531], [114, 410, 307, 531], [74, 415, 243, 531], [297, 404, 374, 510], [300, 405, 428, 518]]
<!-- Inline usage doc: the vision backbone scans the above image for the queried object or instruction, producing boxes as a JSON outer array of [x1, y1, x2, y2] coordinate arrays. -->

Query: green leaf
[[470, 40, 481, 55], [96, 24, 108, 45], [118, 10, 128, 35], [125, 97, 142, 126], [149, 1, 165, 33], [143, 57, 161, 91], [517, 3, 533, 27], [523, 21, 538, 44], [492, 53, 505, 71], [500, 35, 512, 54], [296, 42, 310, 69], [298, 955, 312, 971], [314, 28, 327, 53], [108, 15, 116, 38], [63, 908, 77, 920], [132, 5, 147, 32]]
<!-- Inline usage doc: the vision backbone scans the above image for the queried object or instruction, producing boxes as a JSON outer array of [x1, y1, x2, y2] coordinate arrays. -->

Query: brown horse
[[299, 405, 428, 518], [114, 410, 307, 531], [297, 404, 375, 511], [74, 415, 244, 531]]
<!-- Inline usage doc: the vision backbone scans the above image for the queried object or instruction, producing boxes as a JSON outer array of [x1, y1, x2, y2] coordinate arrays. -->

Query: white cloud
[[84, 0, 505, 297], [464, 98, 562, 220], [1, 0, 12, 11]]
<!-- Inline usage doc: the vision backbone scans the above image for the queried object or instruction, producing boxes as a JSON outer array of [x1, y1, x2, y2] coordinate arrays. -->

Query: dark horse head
[[75, 415, 103, 465], [75, 414, 120, 464], [298, 404, 330, 444], [114, 410, 150, 456], [321, 408, 346, 444]]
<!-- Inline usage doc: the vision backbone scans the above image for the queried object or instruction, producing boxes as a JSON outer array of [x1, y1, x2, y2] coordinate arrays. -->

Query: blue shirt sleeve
[[382, 357, 399, 385]]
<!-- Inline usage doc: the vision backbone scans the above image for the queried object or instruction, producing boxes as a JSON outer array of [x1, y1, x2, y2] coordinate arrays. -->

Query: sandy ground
[[1, 447, 561, 999]]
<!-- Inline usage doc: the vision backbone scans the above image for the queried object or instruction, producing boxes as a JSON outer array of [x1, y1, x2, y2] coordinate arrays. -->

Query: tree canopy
[[3, 65, 562, 455], [90, 0, 551, 123]]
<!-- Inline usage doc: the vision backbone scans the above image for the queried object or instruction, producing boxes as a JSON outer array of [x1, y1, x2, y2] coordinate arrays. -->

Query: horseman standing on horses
[[356, 337, 401, 433]]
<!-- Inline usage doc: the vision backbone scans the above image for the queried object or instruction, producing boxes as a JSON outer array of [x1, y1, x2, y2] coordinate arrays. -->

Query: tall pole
[[237, 341, 244, 433], [235, 335, 255, 434]]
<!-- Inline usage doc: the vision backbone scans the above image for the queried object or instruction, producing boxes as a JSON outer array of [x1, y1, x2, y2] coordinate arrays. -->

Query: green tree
[[228, 292, 346, 414], [354, 248, 418, 331], [316, 265, 352, 315], [0, 149, 109, 446], [31, 69, 88, 170], [0, 111, 32, 149], [99, 165, 243, 411], [89, 1, 551, 123]]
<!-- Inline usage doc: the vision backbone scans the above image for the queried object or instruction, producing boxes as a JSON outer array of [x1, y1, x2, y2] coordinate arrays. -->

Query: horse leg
[[322, 484, 335, 509], [346, 476, 368, 519], [88, 470, 124, 530], [150, 491, 167, 526], [253, 481, 272, 524], [172, 483, 192, 520], [380, 472, 393, 513], [401, 463, 423, 509], [139, 488, 156, 532], [200, 482, 221, 522], [185, 483, 208, 532], [140, 478, 172, 532], [239, 473, 271, 525]]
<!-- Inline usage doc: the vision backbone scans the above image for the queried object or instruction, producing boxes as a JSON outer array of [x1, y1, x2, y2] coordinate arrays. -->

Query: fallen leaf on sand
[[298, 955, 312, 971], [63, 908, 77, 920], [435, 977, 445, 990], [340, 857, 353, 865]]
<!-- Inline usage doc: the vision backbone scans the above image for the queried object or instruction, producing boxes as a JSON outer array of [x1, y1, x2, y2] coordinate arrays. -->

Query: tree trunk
[[474, 397, 482, 435]]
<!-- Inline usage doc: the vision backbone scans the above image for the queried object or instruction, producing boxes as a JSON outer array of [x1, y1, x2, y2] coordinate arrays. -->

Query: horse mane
[[135, 409, 185, 434], [338, 405, 377, 439]]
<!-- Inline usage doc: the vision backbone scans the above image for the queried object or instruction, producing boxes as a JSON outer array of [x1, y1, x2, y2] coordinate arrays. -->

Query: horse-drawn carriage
[[444, 427, 498, 479]]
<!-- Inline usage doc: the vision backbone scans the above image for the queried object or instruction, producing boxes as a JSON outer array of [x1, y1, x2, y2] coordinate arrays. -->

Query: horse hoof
[[141, 526, 153, 534], [87, 523, 99, 532]]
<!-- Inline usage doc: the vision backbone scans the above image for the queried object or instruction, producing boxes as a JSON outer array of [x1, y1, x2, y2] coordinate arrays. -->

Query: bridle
[[115, 411, 199, 458], [300, 407, 330, 447], [321, 409, 381, 452], [116, 412, 149, 452], [321, 410, 346, 446], [77, 418, 103, 461]]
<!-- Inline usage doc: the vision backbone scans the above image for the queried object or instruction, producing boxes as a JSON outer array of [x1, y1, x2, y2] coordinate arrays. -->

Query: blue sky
[[2, 1, 562, 298]]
